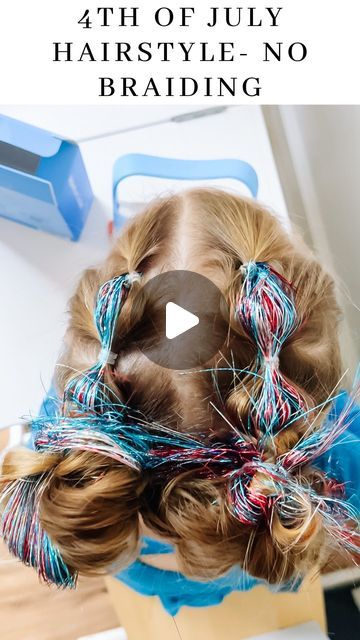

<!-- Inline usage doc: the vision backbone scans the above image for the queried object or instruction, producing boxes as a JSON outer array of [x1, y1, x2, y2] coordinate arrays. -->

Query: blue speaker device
[[113, 153, 259, 229], [0, 115, 93, 241]]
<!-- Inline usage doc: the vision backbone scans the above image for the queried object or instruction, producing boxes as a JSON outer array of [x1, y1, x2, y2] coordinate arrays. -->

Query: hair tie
[[126, 271, 142, 285], [263, 354, 280, 368], [239, 262, 249, 277], [99, 348, 118, 366]]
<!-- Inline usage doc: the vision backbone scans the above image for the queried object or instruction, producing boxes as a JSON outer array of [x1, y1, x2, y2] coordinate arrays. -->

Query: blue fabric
[[115, 536, 297, 616], [314, 391, 360, 510]]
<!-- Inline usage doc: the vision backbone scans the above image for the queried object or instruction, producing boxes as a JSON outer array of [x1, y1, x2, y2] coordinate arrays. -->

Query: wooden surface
[[0, 541, 118, 640], [106, 571, 326, 640]]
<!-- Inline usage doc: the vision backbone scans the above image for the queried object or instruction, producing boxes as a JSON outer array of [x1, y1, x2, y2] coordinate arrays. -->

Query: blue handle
[[113, 153, 258, 225]]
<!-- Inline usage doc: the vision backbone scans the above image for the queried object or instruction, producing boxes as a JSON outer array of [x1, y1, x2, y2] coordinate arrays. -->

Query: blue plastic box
[[113, 154, 258, 229], [0, 115, 93, 240]]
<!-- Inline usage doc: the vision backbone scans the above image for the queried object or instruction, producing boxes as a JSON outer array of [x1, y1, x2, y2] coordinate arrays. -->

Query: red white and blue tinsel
[[1, 265, 359, 587]]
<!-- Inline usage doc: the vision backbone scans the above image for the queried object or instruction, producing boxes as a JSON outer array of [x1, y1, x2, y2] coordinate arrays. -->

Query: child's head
[[2, 188, 354, 587]]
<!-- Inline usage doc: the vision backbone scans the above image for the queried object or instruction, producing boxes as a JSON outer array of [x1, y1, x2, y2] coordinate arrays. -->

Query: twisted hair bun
[[142, 463, 323, 584], [2, 448, 145, 575]]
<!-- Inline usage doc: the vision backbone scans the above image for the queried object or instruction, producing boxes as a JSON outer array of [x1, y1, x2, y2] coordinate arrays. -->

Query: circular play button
[[165, 301, 199, 339], [132, 270, 229, 370]]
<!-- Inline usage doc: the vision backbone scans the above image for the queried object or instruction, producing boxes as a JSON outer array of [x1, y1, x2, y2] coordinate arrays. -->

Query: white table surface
[[0, 105, 288, 426]]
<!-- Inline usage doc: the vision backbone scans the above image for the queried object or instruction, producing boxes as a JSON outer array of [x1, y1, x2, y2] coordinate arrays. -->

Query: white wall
[[274, 106, 360, 373]]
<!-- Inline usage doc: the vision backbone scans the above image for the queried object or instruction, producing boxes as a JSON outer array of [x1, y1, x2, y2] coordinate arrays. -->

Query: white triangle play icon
[[165, 302, 199, 340]]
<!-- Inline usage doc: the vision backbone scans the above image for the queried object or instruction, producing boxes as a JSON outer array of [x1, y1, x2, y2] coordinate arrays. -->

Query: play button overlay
[[132, 270, 229, 370], [166, 302, 199, 339]]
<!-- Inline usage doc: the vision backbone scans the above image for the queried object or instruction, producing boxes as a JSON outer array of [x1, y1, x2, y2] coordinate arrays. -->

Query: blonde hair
[[2, 189, 343, 583]]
